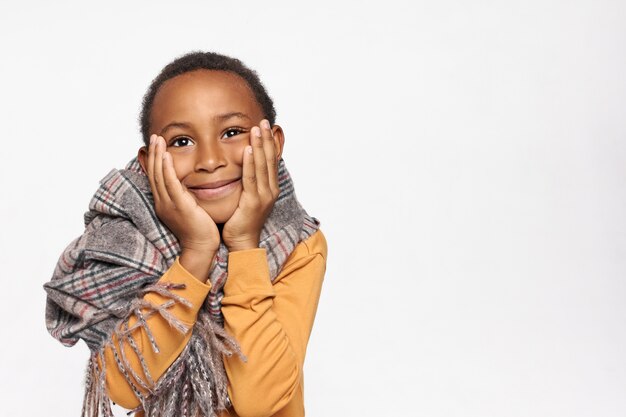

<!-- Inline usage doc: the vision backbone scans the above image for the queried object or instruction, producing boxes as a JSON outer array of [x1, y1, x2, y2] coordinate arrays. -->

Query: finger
[[251, 125, 270, 195], [162, 151, 187, 208], [241, 144, 258, 197], [154, 136, 172, 205], [147, 134, 160, 205], [261, 120, 279, 197]]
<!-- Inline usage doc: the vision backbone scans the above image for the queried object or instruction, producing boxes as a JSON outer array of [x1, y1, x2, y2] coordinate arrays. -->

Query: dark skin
[[137, 70, 285, 282]]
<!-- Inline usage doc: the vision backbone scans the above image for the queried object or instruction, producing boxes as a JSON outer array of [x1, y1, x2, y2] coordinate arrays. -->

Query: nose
[[194, 140, 227, 173]]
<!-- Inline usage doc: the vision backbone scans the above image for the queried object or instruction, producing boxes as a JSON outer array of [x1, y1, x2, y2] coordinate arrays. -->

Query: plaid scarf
[[44, 155, 320, 417]]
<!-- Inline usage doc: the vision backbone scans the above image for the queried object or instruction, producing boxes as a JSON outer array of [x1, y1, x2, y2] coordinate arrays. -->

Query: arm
[[99, 255, 212, 409], [222, 229, 327, 417]]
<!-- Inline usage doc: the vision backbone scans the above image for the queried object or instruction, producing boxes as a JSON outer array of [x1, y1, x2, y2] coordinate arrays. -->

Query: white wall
[[0, 1, 624, 416]]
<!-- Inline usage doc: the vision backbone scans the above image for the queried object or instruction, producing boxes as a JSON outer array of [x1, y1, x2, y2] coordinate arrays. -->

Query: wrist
[[227, 240, 259, 252], [179, 249, 216, 283]]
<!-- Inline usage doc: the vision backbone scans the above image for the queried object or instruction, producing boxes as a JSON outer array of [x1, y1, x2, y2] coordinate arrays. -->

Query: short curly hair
[[139, 51, 277, 146]]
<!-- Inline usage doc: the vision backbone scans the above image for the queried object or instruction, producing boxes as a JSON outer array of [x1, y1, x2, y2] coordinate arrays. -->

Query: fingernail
[[247, 146, 253, 154], [253, 126, 261, 137], [261, 120, 270, 130], [150, 135, 155, 144]]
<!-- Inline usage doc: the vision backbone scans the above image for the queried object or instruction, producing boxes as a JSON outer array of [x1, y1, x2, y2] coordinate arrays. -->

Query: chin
[[198, 202, 238, 224], [210, 213, 233, 224]]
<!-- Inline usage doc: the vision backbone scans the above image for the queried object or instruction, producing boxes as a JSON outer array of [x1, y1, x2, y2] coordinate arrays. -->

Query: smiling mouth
[[188, 179, 241, 200]]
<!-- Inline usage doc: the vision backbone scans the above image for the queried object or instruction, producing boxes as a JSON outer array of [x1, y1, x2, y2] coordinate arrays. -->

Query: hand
[[222, 120, 280, 251], [146, 134, 221, 255]]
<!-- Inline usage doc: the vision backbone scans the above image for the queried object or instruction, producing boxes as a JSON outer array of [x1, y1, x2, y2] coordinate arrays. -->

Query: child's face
[[138, 69, 284, 224]]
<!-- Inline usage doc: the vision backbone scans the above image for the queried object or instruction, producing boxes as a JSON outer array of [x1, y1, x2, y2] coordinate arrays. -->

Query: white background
[[1, 1, 625, 416]]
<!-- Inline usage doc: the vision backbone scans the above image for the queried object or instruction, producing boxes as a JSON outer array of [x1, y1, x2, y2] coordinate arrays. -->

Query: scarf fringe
[[80, 281, 245, 417]]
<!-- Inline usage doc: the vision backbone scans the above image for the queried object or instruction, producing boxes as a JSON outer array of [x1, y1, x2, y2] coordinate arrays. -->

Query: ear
[[271, 124, 285, 161], [137, 146, 148, 175]]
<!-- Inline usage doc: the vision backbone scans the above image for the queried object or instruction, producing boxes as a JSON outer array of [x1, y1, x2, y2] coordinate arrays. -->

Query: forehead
[[151, 70, 262, 123]]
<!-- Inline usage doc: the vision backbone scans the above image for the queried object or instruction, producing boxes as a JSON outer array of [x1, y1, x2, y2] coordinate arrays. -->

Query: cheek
[[169, 155, 193, 180], [225, 143, 247, 165]]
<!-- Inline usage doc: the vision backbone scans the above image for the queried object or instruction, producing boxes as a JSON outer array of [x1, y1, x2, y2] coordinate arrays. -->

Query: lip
[[188, 178, 241, 200], [189, 178, 240, 189]]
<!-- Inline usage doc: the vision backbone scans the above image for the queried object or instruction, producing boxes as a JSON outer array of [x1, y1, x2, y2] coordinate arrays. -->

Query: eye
[[223, 128, 245, 139], [170, 136, 194, 147]]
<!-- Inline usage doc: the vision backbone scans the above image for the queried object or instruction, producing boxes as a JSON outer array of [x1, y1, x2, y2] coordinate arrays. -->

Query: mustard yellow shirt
[[99, 229, 327, 417]]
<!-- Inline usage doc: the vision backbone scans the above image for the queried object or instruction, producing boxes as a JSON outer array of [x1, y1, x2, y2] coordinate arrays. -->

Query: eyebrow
[[159, 112, 251, 135], [214, 112, 251, 122], [159, 122, 192, 135]]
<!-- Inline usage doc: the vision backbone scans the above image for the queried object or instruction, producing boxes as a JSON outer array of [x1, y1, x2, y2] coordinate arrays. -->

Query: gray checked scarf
[[44, 155, 320, 417]]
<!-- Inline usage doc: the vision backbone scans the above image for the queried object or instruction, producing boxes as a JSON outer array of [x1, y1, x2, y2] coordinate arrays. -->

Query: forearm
[[221, 237, 326, 417], [222, 278, 301, 414], [98, 254, 213, 409]]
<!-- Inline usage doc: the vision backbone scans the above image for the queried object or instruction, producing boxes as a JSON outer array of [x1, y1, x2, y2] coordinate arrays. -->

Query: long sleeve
[[221, 229, 328, 417], [99, 256, 212, 409], [98, 228, 327, 417]]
